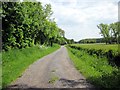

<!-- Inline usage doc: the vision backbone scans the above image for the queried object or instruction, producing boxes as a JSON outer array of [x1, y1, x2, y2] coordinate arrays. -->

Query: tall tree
[[97, 22, 119, 44], [110, 22, 119, 43], [97, 23, 111, 44], [2, 2, 66, 50]]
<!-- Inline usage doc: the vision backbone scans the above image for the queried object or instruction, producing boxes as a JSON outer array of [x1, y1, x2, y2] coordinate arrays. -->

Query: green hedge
[[69, 44, 120, 67]]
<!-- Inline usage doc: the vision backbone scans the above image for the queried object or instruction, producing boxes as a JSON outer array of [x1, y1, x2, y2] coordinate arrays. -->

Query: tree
[[97, 23, 111, 44], [110, 22, 119, 44], [97, 22, 119, 44], [2, 2, 23, 50], [2, 2, 66, 50]]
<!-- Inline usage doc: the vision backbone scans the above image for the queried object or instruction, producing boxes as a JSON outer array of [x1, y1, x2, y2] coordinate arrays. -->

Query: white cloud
[[38, 0, 119, 41]]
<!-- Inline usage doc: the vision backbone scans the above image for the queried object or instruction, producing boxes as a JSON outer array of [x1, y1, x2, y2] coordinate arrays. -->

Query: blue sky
[[38, 0, 119, 41]]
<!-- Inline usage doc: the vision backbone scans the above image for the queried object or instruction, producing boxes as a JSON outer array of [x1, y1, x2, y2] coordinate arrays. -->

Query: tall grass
[[67, 46, 120, 88], [2, 44, 60, 87]]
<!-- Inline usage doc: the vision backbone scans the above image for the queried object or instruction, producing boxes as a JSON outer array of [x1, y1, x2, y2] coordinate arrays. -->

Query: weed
[[48, 76, 59, 84]]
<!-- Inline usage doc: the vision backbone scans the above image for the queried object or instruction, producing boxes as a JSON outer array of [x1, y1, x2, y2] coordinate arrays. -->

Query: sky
[[37, 0, 119, 41]]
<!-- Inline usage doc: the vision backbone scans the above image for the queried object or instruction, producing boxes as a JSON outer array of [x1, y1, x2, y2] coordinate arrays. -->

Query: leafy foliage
[[97, 22, 120, 44], [2, 2, 66, 50]]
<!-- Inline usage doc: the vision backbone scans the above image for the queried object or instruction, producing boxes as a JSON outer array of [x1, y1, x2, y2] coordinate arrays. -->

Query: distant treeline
[[78, 38, 104, 44]]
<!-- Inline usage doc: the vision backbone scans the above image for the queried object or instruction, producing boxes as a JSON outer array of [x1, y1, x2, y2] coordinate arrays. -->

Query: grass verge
[[2, 44, 60, 87], [66, 46, 120, 88]]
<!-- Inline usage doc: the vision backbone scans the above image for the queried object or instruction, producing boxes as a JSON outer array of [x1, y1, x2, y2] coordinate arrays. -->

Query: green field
[[2, 44, 60, 87], [69, 44, 119, 61], [67, 44, 120, 88], [71, 44, 118, 52]]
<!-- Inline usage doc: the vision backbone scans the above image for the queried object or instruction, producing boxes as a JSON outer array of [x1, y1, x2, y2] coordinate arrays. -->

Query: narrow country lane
[[8, 46, 94, 89]]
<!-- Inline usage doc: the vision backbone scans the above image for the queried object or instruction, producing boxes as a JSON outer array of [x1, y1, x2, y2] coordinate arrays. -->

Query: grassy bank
[[69, 44, 119, 66], [2, 44, 60, 87], [67, 46, 120, 88], [70, 44, 119, 57]]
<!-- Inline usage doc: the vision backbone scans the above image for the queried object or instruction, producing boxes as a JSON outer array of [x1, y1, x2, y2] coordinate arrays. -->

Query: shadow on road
[[59, 78, 91, 88], [3, 78, 97, 90]]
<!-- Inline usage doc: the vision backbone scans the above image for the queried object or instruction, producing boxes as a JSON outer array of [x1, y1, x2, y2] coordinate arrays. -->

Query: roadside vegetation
[[2, 2, 65, 51], [69, 44, 119, 66], [67, 44, 120, 88], [2, 2, 74, 51], [2, 44, 60, 87]]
